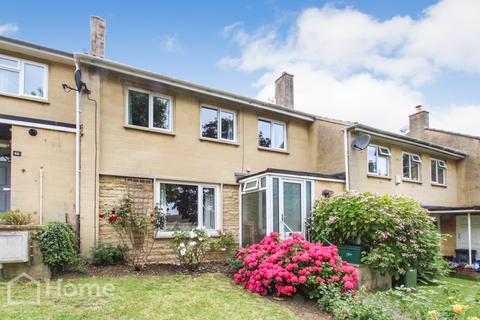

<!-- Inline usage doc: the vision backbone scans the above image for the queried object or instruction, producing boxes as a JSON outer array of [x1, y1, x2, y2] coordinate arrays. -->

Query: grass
[[0, 273, 301, 320]]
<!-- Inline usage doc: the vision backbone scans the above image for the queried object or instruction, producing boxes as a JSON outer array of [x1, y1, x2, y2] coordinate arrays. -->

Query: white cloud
[[430, 106, 480, 137], [0, 23, 18, 36], [154, 33, 184, 53], [220, 0, 480, 135], [223, 21, 244, 37]]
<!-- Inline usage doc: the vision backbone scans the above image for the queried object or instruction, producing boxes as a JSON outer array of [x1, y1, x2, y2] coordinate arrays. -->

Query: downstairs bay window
[[156, 181, 219, 236]]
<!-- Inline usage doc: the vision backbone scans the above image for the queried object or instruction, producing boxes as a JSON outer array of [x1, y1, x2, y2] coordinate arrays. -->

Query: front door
[[0, 160, 10, 213], [280, 180, 304, 238]]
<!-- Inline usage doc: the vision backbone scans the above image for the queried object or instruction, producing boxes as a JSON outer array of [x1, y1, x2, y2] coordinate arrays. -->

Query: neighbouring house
[[0, 17, 478, 264]]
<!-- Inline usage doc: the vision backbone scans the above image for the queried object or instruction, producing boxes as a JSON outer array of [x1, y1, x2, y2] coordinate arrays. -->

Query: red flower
[[150, 219, 155, 223], [150, 213, 155, 217], [108, 215, 118, 222], [98, 213, 104, 218]]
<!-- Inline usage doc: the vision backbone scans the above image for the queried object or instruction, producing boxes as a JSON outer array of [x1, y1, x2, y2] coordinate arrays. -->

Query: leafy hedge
[[311, 192, 444, 280]]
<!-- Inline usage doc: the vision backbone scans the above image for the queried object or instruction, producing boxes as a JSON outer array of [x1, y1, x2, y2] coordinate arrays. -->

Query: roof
[[0, 36, 73, 64], [349, 123, 467, 159], [237, 168, 346, 183], [424, 205, 480, 212], [75, 53, 316, 122], [426, 128, 480, 141]]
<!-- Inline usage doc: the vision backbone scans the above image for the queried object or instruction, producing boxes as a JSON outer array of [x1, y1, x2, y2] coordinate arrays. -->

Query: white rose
[[189, 241, 196, 247], [179, 243, 185, 248], [180, 248, 187, 256]]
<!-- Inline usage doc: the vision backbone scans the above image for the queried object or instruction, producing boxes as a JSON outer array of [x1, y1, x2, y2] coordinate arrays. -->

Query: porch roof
[[237, 168, 346, 183], [424, 205, 480, 213]]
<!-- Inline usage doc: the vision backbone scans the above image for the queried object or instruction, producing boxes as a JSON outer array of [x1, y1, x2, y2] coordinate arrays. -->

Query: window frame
[[242, 179, 259, 192], [125, 87, 174, 133], [402, 152, 422, 182], [155, 180, 221, 237], [199, 104, 237, 142], [0, 53, 48, 100], [257, 117, 287, 151], [367, 144, 391, 177], [431, 159, 447, 185]]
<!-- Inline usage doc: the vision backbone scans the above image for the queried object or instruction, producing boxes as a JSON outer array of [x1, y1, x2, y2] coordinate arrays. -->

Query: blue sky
[[1, 0, 479, 135]]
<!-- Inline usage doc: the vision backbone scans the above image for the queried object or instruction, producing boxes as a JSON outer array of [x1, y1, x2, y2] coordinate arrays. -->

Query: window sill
[[402, 179, 422, 185], [431, 182, 447, 188], [155, 229, 220, 239], [124, 124, 176, 136], [0, 92, 49, 104], [199, 137, 240, 146], [367, 174, 391, 180], [257, 146, 289, 154]]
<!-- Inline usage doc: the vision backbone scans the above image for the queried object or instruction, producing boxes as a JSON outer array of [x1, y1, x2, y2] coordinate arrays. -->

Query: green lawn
[[0, 273, 301, 320]]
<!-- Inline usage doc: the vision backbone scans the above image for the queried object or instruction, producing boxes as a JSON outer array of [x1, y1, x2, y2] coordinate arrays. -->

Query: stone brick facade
[[98, 175, 240, 264]]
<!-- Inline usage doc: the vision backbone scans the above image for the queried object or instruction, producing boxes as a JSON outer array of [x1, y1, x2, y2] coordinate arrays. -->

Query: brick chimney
[[408, 105, 429, 138], [275, 72, 294, 109], [90, 16, 106, 58]]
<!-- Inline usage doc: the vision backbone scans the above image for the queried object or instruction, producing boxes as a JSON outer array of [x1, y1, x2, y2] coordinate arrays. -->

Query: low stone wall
[[356, 264, 392, 291], [98, 175, 239, 264], [0, 225, 50, 281]]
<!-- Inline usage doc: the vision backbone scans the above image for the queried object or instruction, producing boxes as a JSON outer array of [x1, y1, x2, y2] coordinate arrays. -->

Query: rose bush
[[233, 232, 358, 298]]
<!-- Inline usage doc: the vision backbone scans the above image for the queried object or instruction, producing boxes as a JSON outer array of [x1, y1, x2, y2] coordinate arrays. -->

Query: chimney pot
[[90, 16, 106, 58], [415, 105, 423, 113], [275, 72, 294, 109]]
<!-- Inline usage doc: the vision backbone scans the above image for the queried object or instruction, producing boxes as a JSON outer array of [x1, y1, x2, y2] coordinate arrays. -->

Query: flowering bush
[[171, 228, 211, 271], [312, 192, 445, 280], [233, 232, 358, 298]]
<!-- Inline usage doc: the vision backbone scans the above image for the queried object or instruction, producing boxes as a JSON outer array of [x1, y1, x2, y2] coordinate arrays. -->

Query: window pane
[[0, 57, 18, 68], [201, 107, 218, 139], [153, 96, 170, 130], [403, 154, 410, 178], [128, 90, 149, 127], [377, 156, 388, 176], [367, 146, 377, 174], [24, 63, 45, 97], [160, 183, 198, 231], [221, 111, 234, 140], [284, 182, 302, 232], [260, 177, 266, 188], [202, 187, 216, 230], [411, 161, 420, 181], [431, 160, 437, 182], [258, 120, 271, 148], [272, 178, 279, 233], [438, 167, 445, 185], [273, 123, 285, 149], [0, 69, 19, 94], [241, 190, 266, 247]]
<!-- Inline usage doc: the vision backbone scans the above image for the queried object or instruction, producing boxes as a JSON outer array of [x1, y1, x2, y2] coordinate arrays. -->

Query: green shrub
[[209, 233, 234, 251], [171, 228, 210, 271], [311, 192, 443, 280], [330, 291, 397, 320], [91, 244, 127, 266], [36, 222, 81, 273], [0, 209, 31, 225]]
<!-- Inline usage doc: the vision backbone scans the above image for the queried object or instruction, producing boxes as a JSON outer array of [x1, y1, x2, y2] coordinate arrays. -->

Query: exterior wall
[[314, 180, 345, 199], [439, 214, 456, 257], [413, 129, 479, 206], [98, 175, 238, 263], [312, 120, 346, 175], [10, 126, 75, 224], [348, 134, 460, 207], [0, 49, 75, 124], [97, 73, 314, 185]]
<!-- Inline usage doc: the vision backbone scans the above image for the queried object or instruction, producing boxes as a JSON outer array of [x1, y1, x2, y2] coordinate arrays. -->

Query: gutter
[[427, 209, 480, 214], [75, 53, 315, 122]]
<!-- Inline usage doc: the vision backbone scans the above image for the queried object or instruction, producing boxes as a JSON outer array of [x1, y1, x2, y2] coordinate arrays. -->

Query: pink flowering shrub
[[233, 232, 358, 298]]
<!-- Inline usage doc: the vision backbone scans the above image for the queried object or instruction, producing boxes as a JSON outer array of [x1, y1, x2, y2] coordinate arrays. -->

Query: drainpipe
[[468, 213, 472, 265], [39, 167, 44, 225], [74, 58, 81, 243], [343, 128, 350, 191]]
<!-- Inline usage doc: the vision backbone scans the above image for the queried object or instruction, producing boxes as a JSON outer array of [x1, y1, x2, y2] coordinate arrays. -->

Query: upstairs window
[[431, 159, 447, 185], [0, 54, 47, 99], [258, 119, 286, 150], [200, 105, 236, 142], [402, 152, 422, 181], [127, 89, 173, 131], [367, 145, 390, 176]]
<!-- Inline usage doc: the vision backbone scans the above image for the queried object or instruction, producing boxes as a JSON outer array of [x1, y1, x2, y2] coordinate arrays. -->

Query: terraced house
[[0, 17, 478, 264]]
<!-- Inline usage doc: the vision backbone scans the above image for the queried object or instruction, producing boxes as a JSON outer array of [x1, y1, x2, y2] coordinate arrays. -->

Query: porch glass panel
[[241, 190, 266, 247]]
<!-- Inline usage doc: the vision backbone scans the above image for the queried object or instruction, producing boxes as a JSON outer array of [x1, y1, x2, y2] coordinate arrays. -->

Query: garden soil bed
[[270, 295, 333, 320]]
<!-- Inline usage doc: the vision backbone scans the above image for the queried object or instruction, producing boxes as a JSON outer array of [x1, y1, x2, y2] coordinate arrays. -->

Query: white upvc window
[[0, 54, 48, 99], [258, 118, 287, 150], [367, 144, 391, 177], [402, 152, 422, 181], [126, 88, 173, 132], [200, 105, 236, 142], [431, 159, 447, 185], [156, 181, 220, 236]]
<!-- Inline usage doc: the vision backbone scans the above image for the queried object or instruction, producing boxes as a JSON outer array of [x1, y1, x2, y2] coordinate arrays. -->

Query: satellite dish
[[74, 69, 84, 92], [351, 134, 371, 151]]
